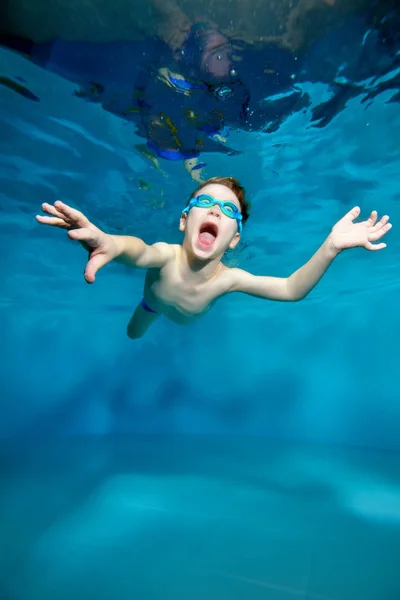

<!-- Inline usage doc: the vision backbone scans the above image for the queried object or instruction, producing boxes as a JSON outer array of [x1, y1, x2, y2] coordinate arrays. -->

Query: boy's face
[[179, 183, 241, 260], [200, 31, 233, 79]]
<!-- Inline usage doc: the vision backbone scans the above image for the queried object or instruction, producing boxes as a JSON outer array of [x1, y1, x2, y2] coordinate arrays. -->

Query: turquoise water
[[1, 437, 400, 599], [1, 5, 400, 599]]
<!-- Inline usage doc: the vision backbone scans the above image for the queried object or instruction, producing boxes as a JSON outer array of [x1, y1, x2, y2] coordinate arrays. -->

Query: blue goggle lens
[[196, 195, 238, 217]]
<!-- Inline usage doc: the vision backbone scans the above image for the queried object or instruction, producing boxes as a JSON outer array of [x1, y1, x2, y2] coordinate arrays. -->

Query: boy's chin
[[191, 246, 214, 260]]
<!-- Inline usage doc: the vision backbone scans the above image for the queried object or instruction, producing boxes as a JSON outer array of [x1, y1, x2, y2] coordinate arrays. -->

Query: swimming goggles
[[181, 194, 242, 233]]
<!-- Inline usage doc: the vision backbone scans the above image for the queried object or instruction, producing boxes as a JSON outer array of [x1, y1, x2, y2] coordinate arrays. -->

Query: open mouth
[[198, 221, 218, 247]]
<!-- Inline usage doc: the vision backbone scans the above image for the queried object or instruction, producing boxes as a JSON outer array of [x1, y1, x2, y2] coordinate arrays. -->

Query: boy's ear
[[229, 232, 240, 250], [179, 212, 187, 231]]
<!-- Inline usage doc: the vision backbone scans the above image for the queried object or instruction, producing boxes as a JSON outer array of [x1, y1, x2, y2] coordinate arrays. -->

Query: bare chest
[[145, 264, 228, 316]]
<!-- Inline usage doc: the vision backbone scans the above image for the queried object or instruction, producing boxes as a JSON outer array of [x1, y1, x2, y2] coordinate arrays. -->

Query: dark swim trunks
[[141, 298, 159, 314]]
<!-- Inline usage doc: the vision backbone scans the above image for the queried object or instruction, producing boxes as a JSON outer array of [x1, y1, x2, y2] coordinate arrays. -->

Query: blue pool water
[[1, 3, 400, 598]]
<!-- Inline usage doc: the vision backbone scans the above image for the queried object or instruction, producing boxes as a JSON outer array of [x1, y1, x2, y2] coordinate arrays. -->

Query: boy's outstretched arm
[[36, 201, 173, 283], [229, 206, 392, 302]]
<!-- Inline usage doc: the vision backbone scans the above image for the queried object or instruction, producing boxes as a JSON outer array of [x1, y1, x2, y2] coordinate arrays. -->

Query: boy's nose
[[208, 207, 221, 218]]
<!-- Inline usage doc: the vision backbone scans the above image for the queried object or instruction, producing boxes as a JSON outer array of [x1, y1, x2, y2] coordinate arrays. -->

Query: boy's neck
[[178, 244, 224, 282]]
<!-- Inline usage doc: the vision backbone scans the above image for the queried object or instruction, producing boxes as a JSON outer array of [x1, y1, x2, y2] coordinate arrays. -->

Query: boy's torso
[[143, 244, 232, 324]]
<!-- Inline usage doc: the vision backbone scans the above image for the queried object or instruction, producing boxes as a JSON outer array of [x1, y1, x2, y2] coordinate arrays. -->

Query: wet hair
[[189, 176, 250, 224]]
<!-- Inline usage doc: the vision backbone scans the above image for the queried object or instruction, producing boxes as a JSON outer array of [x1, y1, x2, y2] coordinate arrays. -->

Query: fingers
[[369, 215, 390, 233], [37, 201, 91, 231], [35, 215, 70, 228], [364, 211, 392, 250], [41, 202, 67, 220], [36, 202, 70, 228], [366, 210, 378, 227], [368, 222, 392, 241], [54, 201, 91, 228], [345, 209, 389, 231], [343, 206, 361, 222], [366, 242, 387, 251], [84, 253, 109, 284]]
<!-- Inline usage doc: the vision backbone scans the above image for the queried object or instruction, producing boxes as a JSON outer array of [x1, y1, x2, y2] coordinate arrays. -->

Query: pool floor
[[1, 435, 399, 599]]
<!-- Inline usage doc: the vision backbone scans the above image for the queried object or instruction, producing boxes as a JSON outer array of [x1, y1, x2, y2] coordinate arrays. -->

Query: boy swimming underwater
[[36, 176, 392, 339]]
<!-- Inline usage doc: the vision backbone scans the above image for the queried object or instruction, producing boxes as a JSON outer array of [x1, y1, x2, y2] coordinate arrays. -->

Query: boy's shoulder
[[154, 242, 182, 267], [153, 242, 178, 258], [216, 264, 249, 294]]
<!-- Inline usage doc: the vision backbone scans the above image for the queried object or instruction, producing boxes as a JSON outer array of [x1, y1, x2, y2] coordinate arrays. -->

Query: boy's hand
[[329, 206, 392, 254], [36, 201, 119, 283]]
